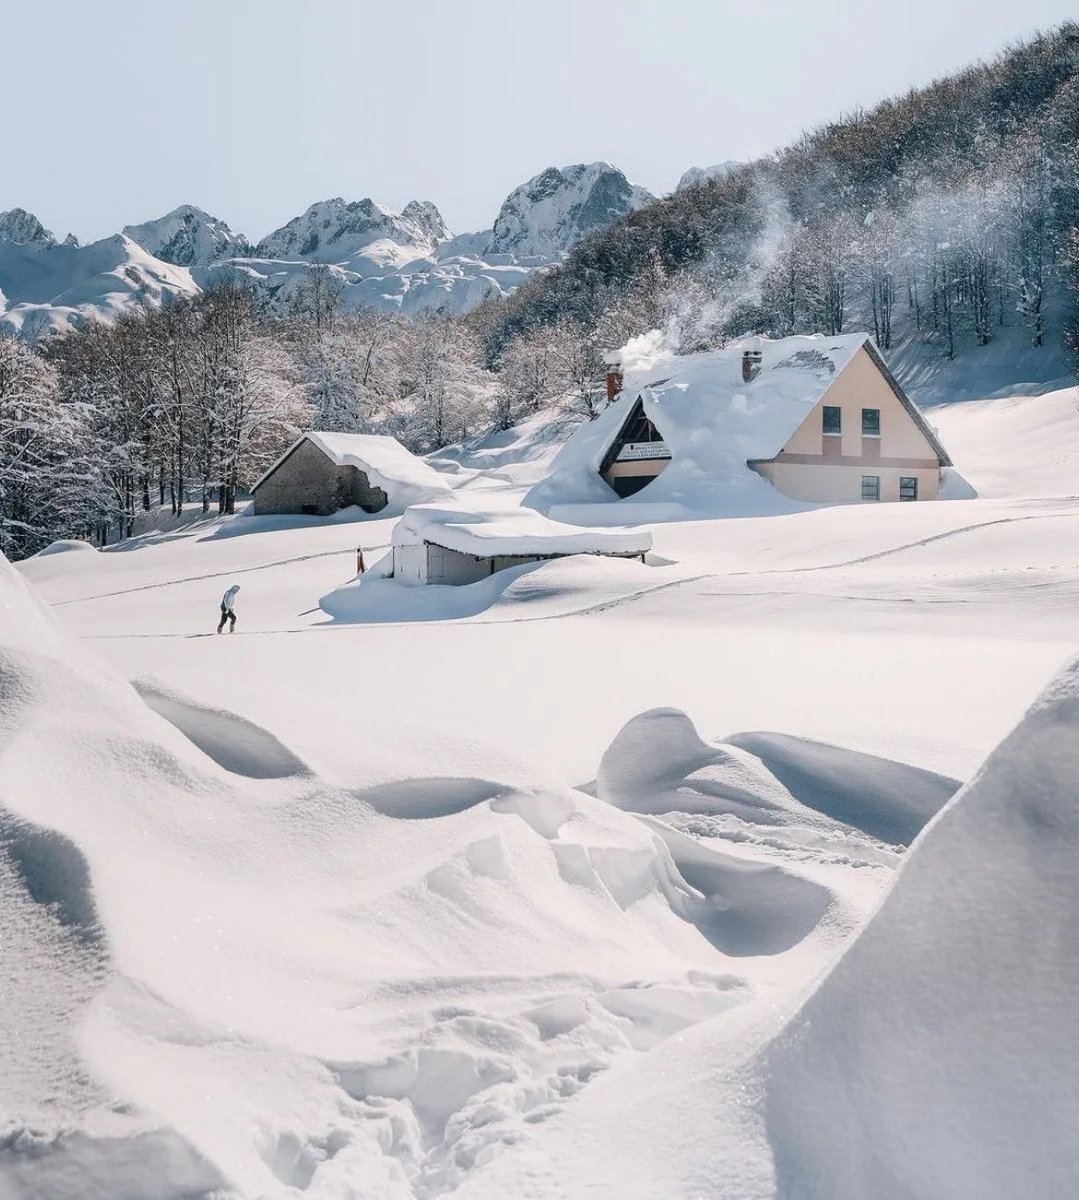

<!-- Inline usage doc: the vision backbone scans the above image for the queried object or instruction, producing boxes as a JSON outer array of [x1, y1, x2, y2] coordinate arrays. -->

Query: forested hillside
[[2, 25, 1078, 559], [480, 24, 1079, 364]]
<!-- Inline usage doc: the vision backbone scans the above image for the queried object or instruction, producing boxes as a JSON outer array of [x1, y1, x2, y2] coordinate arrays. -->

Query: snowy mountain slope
[[122, 204, 252, 266], [487, 162, 653, 258], [0, 232, 198, 336], [676, 161, 742, 190], [4, 163, 653, 333], [254, 197, 449, 269]]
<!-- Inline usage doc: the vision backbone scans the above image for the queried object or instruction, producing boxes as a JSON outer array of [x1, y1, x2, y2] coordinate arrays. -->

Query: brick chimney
[[606, 362, 624, 401], [742, 350, 762, 383]]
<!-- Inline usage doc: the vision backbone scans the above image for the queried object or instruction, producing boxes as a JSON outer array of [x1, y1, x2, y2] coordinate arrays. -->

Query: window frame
[[861, 407, 881, 437], [899, 476, 918, 502], [822, 405, 842, 435], [861, 474, 881, 502]]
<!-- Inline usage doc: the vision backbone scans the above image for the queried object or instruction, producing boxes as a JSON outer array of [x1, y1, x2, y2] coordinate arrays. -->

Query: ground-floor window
[[899, 476, 918, 501], [861, 475, 881, 501]]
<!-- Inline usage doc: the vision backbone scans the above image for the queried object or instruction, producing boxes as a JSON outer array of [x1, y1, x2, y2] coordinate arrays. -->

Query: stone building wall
[[252, 439, 388, 516]]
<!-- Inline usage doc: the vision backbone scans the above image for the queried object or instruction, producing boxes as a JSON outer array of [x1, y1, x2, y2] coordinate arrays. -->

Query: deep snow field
[[5, 382, 1079, 1199]]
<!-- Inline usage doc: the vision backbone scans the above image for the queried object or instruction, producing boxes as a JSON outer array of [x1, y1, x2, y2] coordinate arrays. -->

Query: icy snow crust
[[8, 381, 1079, 1198], [529, 330, 875, 516]]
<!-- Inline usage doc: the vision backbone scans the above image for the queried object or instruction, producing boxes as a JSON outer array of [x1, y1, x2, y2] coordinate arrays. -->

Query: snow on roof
[[529, 331, 947, 516], [392, 499, 652, 558], [252, 432, 454, 508]]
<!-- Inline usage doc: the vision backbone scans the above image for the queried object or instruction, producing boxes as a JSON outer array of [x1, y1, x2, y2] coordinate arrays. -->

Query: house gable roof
[[528, 332, 953, 515], [861, 340, 952, 467]]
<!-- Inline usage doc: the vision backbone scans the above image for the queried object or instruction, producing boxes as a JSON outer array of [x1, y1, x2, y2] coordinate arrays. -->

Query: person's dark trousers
[[217, 606, 236, 633]]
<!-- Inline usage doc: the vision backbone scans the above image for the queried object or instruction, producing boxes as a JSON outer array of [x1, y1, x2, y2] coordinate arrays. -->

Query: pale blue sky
[[5, 0, 1077, 243]]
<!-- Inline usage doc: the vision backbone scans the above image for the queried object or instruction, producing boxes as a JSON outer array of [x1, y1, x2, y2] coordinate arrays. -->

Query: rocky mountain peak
[[0, 209, 57, 248], [487, 162, 653, 259]]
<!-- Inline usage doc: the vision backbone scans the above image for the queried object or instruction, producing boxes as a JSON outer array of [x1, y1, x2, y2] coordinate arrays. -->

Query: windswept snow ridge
[[764, 653, 1079, 1200]]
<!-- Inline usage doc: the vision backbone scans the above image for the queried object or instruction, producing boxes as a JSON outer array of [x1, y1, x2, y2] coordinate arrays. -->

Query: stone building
[[251, 432, 453, 517]]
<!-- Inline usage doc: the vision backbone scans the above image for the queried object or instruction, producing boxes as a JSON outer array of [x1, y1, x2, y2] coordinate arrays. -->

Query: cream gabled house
[[742, 337, 951, 503], [586, 333, 952, 506]]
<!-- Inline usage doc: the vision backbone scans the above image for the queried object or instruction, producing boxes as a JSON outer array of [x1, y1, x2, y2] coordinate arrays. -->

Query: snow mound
[[725, 731, 960, 845], [765, 652, 1079, 1200], [33, 538, 97, 557], [2, 548, 780, 1197], [595, 708, 953, 855], [134, 678, 313, 780], [321, 551, 685, 625]]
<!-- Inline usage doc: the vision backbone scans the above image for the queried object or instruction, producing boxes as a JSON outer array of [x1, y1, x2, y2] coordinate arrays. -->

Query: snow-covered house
[[251, 432, 453, 517], [391, 502, 651, 585], [535, 333, 953, 511]]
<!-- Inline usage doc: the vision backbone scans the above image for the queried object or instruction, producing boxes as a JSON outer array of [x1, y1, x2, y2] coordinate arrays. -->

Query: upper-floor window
[[822, 405, 842, 434], [862, 408, 881, 436]]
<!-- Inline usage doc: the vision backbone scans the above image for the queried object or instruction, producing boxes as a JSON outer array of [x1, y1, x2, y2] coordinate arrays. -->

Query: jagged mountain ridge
[[0, 162, 653, 335], [0, 208, 60, 248], [253, 196, 449, 267], [488, 162, 654, 258], [122, 205, 251, 267]]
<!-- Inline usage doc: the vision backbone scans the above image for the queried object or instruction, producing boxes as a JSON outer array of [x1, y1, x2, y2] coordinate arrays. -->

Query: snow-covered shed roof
[[392, 501, 652, 559], [252, 432, 454, 506], [528, 331, 950, 515]]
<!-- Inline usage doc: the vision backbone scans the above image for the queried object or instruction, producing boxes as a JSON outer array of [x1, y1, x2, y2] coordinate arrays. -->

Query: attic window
[[619, 406, 665, 445], [773, 349, 836, 374]]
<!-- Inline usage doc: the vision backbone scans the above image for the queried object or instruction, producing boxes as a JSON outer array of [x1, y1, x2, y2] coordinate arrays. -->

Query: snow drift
[[765, 652, 1079, 1200], [1, 548, 791, 1199]]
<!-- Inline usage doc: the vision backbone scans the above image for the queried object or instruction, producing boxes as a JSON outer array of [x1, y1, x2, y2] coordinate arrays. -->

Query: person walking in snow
[[217, 583, 240, 634]]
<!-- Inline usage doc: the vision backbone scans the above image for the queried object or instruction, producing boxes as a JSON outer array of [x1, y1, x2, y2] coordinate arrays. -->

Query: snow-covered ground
[[6, 383, 1079, 1198]]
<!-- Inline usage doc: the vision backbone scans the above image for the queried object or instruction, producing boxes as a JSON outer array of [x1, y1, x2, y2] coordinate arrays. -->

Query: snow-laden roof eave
[[393, 502, 652, 559], [422, 536, 649, 559]]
